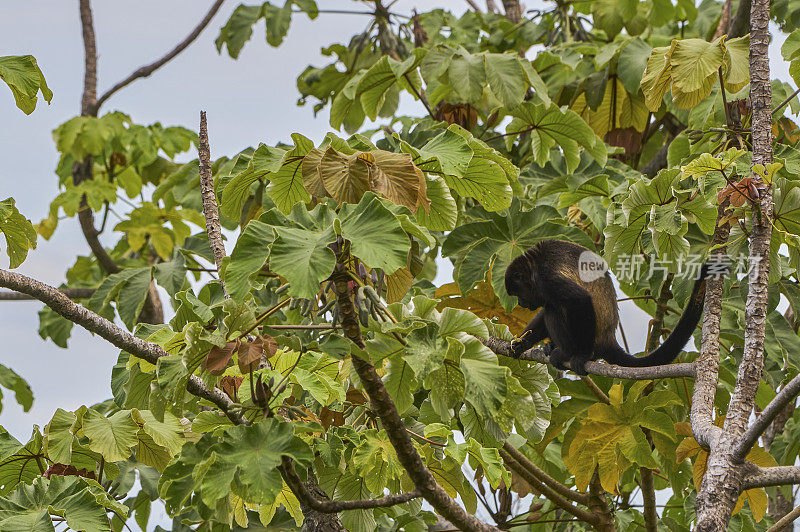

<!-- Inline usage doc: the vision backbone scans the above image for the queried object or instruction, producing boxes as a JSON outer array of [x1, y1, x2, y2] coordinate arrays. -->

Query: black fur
[[504, 240, 712, 375]]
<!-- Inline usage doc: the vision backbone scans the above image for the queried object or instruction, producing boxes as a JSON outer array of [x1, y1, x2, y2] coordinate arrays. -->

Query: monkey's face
[[505, 259, 537, 309]]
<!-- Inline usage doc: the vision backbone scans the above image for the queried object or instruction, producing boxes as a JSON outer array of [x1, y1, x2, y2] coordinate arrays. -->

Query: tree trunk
[[694, 0, 774, 528]]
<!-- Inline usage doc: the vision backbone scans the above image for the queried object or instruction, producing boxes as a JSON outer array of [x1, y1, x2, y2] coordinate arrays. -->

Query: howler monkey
[[504, 239, 713, 375]]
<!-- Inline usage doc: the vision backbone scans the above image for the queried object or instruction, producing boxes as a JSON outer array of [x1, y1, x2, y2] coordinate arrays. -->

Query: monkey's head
[[505, 254, 538, 310]]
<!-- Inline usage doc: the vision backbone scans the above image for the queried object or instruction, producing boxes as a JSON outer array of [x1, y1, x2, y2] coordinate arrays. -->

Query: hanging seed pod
[[289, 298, 301, 311], [319, 291, 327, 306], [331, 306, 340, 325], [371, 270, 379, 285], [357, 262, 368, 280], [275, 283, 290, 294], [363, 285, 381, 304], [369, 300, 381, 321], [300, 299, 313, 316]]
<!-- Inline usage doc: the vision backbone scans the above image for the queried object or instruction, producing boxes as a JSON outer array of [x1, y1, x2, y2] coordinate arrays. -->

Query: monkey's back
[[526, 240, 620, 343]]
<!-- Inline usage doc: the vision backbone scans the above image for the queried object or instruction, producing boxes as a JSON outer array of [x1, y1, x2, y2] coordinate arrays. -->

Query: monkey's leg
[[541, 279, 597, 375], [547, 346, 571, 371], [509, 311, 548, 358]]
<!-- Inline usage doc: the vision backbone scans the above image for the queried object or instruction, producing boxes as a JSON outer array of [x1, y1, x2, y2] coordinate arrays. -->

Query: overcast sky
[[0, 1, 794, 527]]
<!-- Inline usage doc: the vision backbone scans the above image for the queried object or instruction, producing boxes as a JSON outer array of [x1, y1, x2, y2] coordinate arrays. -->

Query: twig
[[501, 443, 590, 505], [767, 504, 800, 532], [93, 0, 226, 112], [499, 449, 596, 524], [580, 376, 610, 404], [240, 298, 292, 338], [406, 428, 446, 447], [0, 288, 95, 301], [198, 111, 228, 297], [772, 86, 800, 117], [465, 0, 483, 11], [279, 457, 421, 511]]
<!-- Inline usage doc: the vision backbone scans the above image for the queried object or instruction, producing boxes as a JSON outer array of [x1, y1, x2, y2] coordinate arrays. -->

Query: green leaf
[[484, 52, 527, 108], [0, 198, 37, 268], [618, 38, 652, 94], [0, 476, 122, 532], [414, 175, 457, 231], [264, 2, 293, 47], [449, 51, 486, 102], [82, 410, 139, 463], [460, 337, 507, 418], [225, 217, 277, 300], [221, 143, 287, 220], [0, 364, 33, 413], [270, 223, 336, 299], [88, 267, 152, 330], [339, 194, 410, 274], [215, 4, 263, 58], [0, 55, 52, 114], [199, 419, 312, 507]]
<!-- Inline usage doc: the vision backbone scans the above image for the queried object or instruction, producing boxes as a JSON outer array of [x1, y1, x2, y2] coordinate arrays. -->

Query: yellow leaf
[[435, 279, 536, 335], [386, 267, 413, 303], [675, 436, 702, 462], [608, 384, 624, 406], [733, 487, 768, 521]]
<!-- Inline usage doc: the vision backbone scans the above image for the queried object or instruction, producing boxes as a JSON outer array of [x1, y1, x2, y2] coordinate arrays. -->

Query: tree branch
[[742, 466, 800, 489], [78, 0, 97, 116], [478, 336, 695, 379], [464, 0, 482, 11], [501, 443, 589, 505], [0, 288, 95, 301], [332, 264, 500, 532], [498, 449, 596, 524], [280, 457, 421, 512], [0, 267, 243, 424], [767, 504, 800, 532], [734, 373, 800, 462], [198, 111, 227, 297], [93, 0, 226, 112], [690, 203, 730, 451]]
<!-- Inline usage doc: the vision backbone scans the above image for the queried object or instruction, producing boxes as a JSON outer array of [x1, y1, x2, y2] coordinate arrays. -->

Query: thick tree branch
[[478, 336, 695, 379], [0, 267, 242, 424], [498, 449, 597, 524], [0, 288, 95, 301], [280, 458, 421, 512], [501, 443, 589, 505], [198, 111, 228, 297], [713, 0, 732, 40], [93, 0, 226, 112], [690, 204, 731, 450], [742, 466, 800, 489], [501, 0, 522, 23], [695, 0, 774, 525], [332, 265, 499, 532], [734, 373, 800, 462], [464, 0, 482, 11]]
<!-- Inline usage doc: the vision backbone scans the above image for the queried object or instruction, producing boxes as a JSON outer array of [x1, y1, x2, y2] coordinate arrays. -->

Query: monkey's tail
[[600, 265, 712, 367]]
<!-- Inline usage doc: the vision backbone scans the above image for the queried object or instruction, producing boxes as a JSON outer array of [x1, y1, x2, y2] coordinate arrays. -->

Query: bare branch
[[501, 443, 589, 505], [691, 204, 730, 450], [93, 0, 226, 112], [78, 0, 97, 116], [501, 0, 523, 23], [198, 111, 228, 297], [332, 265, 500, 532], [767, 504, 800, 532], [0, 268, 243, 424], [280, 458, 421, 512], [735, 373, 800, 462], [742, 466, 800, 489], [499, 449, 596, 524], [464, 0, 482, 11], [486, 0, 500, 13], [0, 288, 95, 301], [478, 336, 695, 379], [714, 0, 732, 40]]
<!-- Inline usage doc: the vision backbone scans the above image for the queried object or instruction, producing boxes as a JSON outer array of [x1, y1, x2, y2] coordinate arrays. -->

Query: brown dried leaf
[[220, 375, 244, 401], [203, 341, 237, 375], [237, 338, 264, 372]]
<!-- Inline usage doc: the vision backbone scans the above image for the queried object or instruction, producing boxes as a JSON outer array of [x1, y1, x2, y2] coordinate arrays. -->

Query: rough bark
[[694, 0, 774, 527], [763, 401, 796, 530], [501, 0, 522, 23], [479, 336, 694, 379], [0, 288, 95, 300], [690, 203, 730, 450], [198, 111, 228, 297]]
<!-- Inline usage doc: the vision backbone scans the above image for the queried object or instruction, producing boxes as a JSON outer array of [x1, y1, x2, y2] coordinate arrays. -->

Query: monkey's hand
[[509, 331, 533, 358]]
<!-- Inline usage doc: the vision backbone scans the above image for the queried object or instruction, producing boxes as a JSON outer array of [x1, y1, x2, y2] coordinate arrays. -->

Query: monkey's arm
[[510, 311, 548, 357]]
